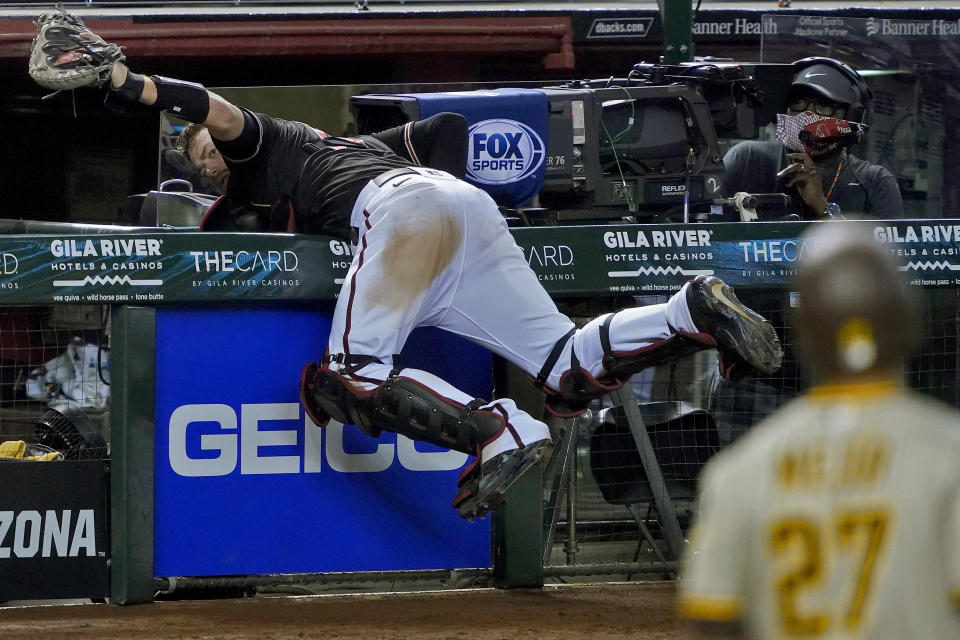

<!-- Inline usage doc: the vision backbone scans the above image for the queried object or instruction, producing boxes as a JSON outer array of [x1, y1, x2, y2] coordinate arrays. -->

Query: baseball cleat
[[452, 439, 552, 521], [687, 275, 783, 377]]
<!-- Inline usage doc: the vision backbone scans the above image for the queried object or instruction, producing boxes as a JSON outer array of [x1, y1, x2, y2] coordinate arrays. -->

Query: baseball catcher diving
[[29, 5, 783, 520]]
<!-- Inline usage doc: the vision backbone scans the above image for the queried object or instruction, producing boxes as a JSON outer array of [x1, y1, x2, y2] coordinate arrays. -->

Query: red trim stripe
[[342, 209, 373, 356], [397, 376, 472, 409], [457, 458, 479, 486], [285, 201, 296, 232], [493, 403, 523, 448], [343, 372, 383, 385], [604, 332, 716, 359], [403, 121, 421, 166], [334, 372, 379, 398], [197, 194, 227, 232]]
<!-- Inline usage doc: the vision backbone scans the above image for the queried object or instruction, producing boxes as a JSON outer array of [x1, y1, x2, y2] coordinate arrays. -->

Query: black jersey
[[294, 135, 413, 237], [211, 108, 467, 238]]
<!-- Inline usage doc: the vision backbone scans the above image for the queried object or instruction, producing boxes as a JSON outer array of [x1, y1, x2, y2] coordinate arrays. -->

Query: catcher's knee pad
[[304, 364, 377, 435], [544, 367, 620, 418], [533, 327, 614, 418], [306, 365, 504, 453]]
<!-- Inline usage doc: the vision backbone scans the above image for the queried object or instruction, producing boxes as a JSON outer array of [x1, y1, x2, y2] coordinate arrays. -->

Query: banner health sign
[[154, 308, 492, 577], [407, 88, 548, 209]]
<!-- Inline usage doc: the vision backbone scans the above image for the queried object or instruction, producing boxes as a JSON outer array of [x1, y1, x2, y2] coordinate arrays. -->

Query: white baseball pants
[[328, 168, 698, 463]]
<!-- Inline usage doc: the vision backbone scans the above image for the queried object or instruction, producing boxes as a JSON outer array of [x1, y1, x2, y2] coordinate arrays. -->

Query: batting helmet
[[794, 222, 918, 385], [790, 57, 872, 123]]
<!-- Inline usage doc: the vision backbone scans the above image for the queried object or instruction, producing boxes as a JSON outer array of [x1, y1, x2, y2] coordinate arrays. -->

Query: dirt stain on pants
[[368, 204, 462, 312]]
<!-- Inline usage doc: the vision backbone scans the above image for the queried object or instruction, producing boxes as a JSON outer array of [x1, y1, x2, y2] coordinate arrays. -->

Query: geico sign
[[168, 403, 468, 477]]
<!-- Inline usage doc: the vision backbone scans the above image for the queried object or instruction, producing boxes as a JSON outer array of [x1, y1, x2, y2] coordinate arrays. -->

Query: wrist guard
[[103, 71, 145, 113]]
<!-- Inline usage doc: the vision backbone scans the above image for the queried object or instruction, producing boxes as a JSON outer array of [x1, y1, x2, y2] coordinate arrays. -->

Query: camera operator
[[723, 57, 903, 219]]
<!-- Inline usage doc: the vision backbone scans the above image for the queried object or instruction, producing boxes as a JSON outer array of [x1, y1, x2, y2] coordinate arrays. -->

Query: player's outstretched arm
[[27, 6, 244, 142], [108, 62, 244, 142]]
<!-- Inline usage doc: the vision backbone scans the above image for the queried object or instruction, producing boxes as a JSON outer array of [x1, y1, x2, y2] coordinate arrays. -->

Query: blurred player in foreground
[[678, 221, 960, 638]]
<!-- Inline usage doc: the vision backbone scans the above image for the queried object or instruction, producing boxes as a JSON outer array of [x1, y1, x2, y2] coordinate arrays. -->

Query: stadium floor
[[0, 581, 686, 639]]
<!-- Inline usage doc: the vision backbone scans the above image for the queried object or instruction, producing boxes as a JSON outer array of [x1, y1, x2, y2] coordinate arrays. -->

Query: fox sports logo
[[467, 119, 545, 185]]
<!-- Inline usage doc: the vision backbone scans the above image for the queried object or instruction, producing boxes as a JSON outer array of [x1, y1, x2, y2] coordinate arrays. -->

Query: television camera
[[351, 60, 795, 225]]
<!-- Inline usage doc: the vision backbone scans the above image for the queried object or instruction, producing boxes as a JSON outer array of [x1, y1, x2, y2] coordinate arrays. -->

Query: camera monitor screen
[[598, 98, 691, 173]]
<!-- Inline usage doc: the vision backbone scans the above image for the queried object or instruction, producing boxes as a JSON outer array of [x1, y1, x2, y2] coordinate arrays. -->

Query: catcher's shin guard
[[600, 332, 718, 379], [368, 376, 505, 454], [302, 362, 505, 453], [538, 314, 718, 417]]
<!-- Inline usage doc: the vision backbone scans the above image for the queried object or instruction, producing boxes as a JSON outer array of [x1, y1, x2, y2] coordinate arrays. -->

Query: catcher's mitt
[[28, 3, 124, 92]]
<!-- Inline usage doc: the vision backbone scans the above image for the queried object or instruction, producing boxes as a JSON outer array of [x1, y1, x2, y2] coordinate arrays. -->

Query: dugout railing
[[0, 219, 957, 602]]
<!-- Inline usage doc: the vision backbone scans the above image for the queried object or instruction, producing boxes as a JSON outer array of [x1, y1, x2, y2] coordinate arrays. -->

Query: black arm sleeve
[[212, 107, 263, 164], [371, 112, 468, 178]]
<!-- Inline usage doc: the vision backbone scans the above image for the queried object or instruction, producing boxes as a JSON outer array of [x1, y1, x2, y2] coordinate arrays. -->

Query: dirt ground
[[0, 581, 690, 640]]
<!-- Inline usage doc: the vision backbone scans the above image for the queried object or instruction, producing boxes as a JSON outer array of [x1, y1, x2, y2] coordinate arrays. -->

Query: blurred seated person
[[723, 57, 903, 220]]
